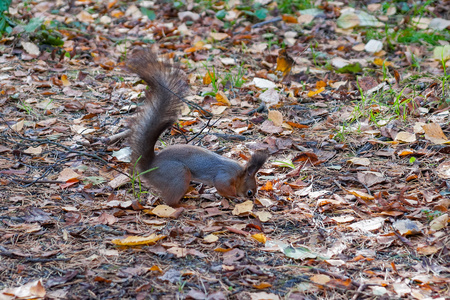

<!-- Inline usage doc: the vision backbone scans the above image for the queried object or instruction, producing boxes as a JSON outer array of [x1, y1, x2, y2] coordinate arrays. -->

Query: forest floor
[[0, 0, 449, 299]]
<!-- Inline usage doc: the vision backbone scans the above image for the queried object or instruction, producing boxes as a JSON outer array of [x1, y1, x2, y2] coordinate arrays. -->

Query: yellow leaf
[[61, 74, 70, 87], [373, 58, 392, 67], [215, 91, 231, 106], [111, 234, 166, 246], [251, 233, 267, 243], [307, 87, 325, 97]]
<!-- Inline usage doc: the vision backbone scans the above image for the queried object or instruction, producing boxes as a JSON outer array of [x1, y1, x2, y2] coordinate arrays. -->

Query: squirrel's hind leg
[[150, 163, 191, 206]]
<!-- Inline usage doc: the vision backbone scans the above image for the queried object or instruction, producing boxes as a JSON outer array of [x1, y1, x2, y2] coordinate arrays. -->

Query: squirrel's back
[[126, 49, 188, 170]]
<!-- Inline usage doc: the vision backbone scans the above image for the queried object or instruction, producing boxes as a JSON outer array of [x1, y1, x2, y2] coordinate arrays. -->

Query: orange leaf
[[184, 46, 203, 53], [110, 10, 124, 18], [398, 149, 414, 156], [203, 72, 212, 84], [275, 49, 294, 77], [286, 121, 309, 129], [214, 247, 233, 252], [179, 120, 198, 126], [260, 181, 273, 191], [346, 189, 375, 200], [252, 282, 272, 289], [149, 265, 163, 273], [316, 80, 327, 89], [107, 0, 117, 10], [281, 15, 298, 23]]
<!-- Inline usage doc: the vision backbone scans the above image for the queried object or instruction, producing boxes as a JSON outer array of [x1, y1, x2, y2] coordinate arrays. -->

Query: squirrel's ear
[[245, 151, 268, 176]]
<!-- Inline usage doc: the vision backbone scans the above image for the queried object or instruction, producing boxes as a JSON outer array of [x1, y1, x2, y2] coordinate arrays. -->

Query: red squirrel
[[126, 49, 268, 207]]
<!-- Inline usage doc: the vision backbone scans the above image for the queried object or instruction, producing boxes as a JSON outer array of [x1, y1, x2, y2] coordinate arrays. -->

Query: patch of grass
[[222, 64, 247, 89], [130, 156, 157, 200], [277, 0, 314, 14], [397, 28, 448, 46]]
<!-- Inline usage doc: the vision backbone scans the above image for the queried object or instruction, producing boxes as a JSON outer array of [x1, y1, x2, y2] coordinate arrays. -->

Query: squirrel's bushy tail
[[126, 49, 188, 171]]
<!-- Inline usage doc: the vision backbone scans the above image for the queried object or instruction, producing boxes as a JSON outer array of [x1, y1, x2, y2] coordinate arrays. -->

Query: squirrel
[[126, 49, 268, 207]]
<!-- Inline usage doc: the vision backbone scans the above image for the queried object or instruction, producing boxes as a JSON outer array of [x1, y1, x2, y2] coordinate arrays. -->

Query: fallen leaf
[[252, 78, 276, 89], [423, 123, 449, 144], [111, 234, 166, 246], [259, 88, 280, 107], [429, 214, 448, 231], [395, 131, 416, 143], [232, 200, 253, 216], [349, 217, 385, 231], [152, 205, 177, 218], [216, 91, 231, 106], [268, 110, 283, 126]]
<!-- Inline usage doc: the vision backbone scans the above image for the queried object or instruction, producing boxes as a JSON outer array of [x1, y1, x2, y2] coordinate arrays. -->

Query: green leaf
[[0, 15, 5, 32], [25, 17, 44, 33], [0, 0, 12, 12], [336, 62, 362, 74], [255, 8, 267, 20], [215, 10, 227, 20], [140, 7, 156, 21], [409, 156, 416, 164]]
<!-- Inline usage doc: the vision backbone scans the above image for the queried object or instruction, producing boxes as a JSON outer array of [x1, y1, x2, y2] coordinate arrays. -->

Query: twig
[[186, 117, 217, 144], [212, 133, 246, 141], [9, 179, 64, 184], [247, 103, 267, 115], [101, 129, 131, 145], [251, 16, 282, 28]]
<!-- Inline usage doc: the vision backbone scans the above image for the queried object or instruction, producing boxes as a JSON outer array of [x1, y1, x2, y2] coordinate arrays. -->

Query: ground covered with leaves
[[0, 0, 449, 299]]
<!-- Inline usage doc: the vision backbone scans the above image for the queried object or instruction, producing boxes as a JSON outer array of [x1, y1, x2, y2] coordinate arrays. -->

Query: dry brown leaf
[[232, 200, 253, 215], [152, 205, 177, 218], [423, 123, 449, 144], [395, 131, 416, 143], [57, 168, 80, 182], [268, 110, 283, 126]]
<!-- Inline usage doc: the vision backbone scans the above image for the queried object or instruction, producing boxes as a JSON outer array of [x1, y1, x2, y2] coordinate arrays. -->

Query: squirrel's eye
[[247, 190, 253, 197]]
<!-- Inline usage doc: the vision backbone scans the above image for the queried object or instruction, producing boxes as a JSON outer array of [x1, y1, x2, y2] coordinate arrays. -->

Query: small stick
[[251, 16, 282, 28], [101, 129, 131, 145]]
